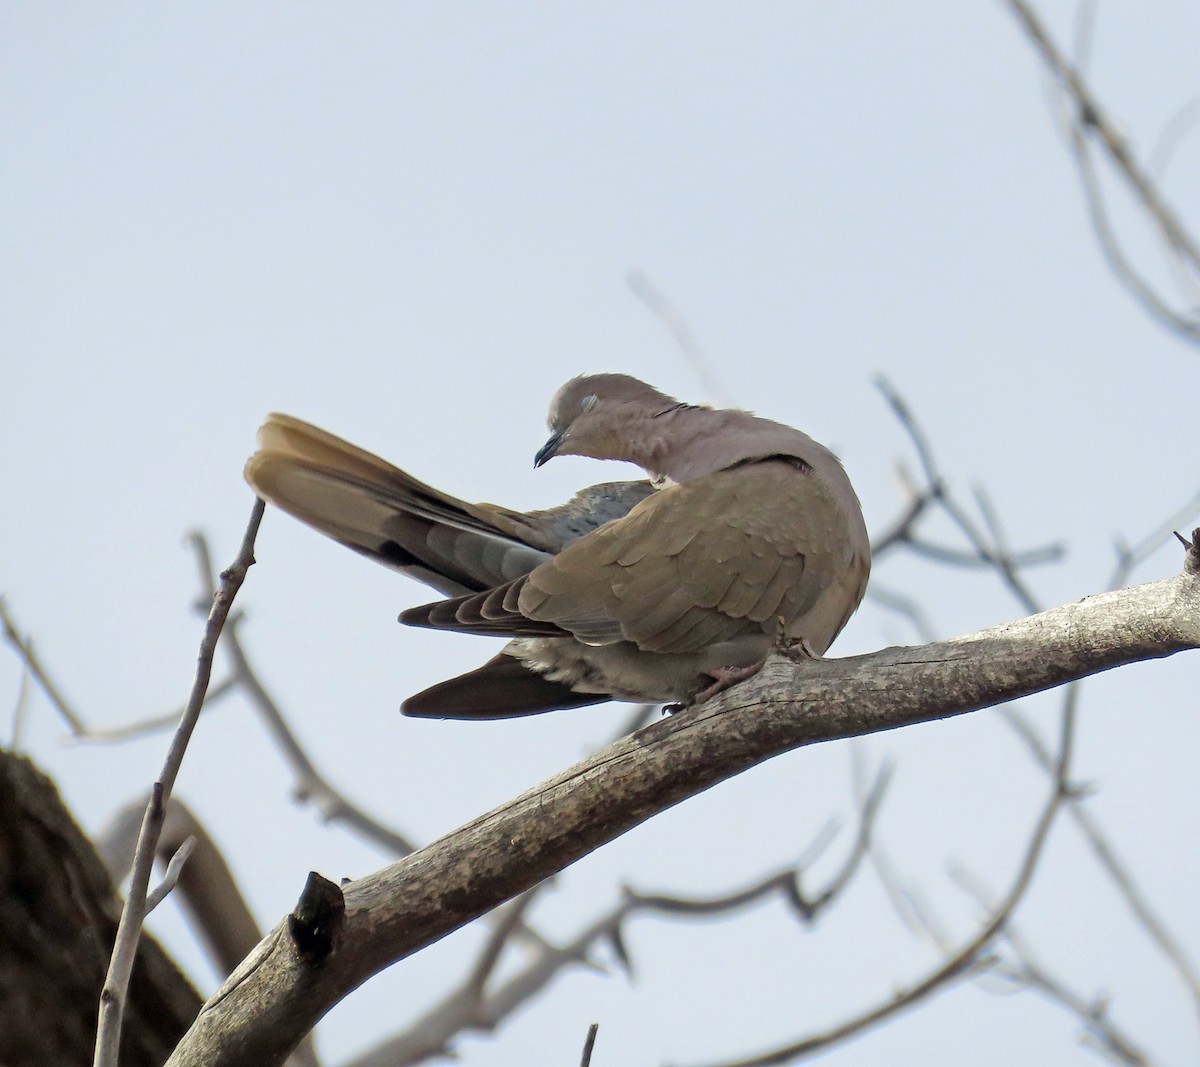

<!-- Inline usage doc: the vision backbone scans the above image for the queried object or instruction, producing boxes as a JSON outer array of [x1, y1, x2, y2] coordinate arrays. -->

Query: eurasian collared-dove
[[245, 374, 870, 719]]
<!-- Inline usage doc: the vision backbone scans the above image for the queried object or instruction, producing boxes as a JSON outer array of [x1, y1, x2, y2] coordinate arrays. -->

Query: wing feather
[[403, 460, 857, 658]]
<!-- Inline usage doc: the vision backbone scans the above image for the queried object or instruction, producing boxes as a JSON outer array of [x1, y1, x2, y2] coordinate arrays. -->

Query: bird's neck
[[629, 407, 752, 483]]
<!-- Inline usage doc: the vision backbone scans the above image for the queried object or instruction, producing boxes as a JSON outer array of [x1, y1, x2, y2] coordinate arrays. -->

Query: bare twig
[[685, 672, 1076, 1067], [900, 536, 1062, 573], [8, 657, 31, 750], [627, 271, 735, 406], [186, 532, 420, 858], [1149, 96, 1200, 182], [876, 383, 1200, 1033], [1003, 0, 1200, 341], [998, 701, 1200, 1025], [346, 771, 890, 1066], [580, 1023, 599, 1067], [92, 497, 264, 1067], [193, 526, 562, 982], [73, 676, 241, 743], [0, 598, 88, 733], [145, 836, 197, 915], [868, 475, 940, 558], [631, 766, 891, 925], [463, 888, 547, 1004], [863, 583, 939, 643], [1062, 96, 1200, 342], [1111, 487, 1200, 589], [949, 873, 1151, 1066], [851, 747, 951, 950], [875, 376, 1063, 613]]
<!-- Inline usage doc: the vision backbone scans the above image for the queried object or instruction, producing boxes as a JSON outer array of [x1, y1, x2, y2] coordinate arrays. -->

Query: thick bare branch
[[164, 561, 1199, 1066], [347, 780, 883, 1067]]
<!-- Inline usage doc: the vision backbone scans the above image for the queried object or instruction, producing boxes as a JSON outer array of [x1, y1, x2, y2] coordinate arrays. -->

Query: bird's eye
[[580, 394, 598, 414]]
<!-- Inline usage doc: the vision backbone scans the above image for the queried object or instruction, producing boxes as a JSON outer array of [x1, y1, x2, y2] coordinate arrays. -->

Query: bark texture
[[0, 749, 201, 1067], [165, 568, 1200, 1067]]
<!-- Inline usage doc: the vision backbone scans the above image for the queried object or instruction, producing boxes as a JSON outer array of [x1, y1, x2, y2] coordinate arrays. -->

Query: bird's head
[[534, 373, 689, 470]]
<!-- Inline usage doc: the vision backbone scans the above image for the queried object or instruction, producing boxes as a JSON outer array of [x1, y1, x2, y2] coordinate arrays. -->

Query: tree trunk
[[0, 749, 201, 1067]]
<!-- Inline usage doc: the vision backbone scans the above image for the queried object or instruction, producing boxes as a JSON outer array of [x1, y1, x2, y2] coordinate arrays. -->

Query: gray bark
[[164, 566, 1200, 1067]]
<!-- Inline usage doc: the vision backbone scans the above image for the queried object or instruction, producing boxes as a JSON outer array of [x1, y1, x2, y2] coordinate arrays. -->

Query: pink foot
[[693, 660, 766, 704]]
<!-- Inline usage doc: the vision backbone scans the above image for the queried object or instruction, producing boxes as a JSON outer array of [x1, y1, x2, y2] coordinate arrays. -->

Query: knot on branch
[[1176, 528, 1200, 576], [288, 872, 345, 966]]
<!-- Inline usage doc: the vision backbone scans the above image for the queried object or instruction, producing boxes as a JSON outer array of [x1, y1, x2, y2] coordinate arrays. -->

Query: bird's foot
[[779, 637, 821, 663], [693, 661, 766, 704], [772, 618, 820, 660]]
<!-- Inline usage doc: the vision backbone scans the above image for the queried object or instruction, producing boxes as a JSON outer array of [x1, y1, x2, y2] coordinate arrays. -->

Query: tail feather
[[402, 652, 609, 719], [246, 414, 550, 596]]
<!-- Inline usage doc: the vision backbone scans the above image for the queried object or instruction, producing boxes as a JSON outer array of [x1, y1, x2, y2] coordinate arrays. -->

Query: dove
[[246, 374, 870, 718]]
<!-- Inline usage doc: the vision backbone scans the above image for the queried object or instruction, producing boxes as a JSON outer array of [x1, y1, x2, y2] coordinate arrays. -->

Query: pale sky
[[3, 3, 1199, 1065]]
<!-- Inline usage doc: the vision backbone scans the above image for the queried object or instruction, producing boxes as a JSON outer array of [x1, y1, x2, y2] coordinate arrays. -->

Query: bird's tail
[[245, 414, 551, 596]]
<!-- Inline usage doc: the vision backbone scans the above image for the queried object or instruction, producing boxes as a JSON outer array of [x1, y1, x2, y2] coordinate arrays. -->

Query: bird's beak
[[534, 430, 564, 469]]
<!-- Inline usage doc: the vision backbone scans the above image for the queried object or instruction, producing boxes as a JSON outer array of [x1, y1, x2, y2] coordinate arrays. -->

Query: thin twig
[[683, 683, 1074, 1067], [948, 874, 1151, 1066], [1063, 92, 1200, 342], [346, 772, 891, 1067], [1003, 0, 1200, 340], [186, 532, 420, 858], [869, 481, 939, 558], [878, 381, 1200, 1030], [463, 888, 546, 1004], [1007, 0, 1200, 271], [8, 658, 31, 750], [901, 537, 1062, 572], [875, 376, 1062, 613], [144, 835, 197, 915], [629, 766, 891, 926], [580, 1023, 599, 1067], [92, 498, 264, 1067], [627, 271, 735, 406], [1149, 96, 1200, 181], [0, 598, 88, 733], [851, 748, 951, 950], [1110, 486, 1200, 589], [73, 676, 241, 743], [998, 702, 1200, 1025]]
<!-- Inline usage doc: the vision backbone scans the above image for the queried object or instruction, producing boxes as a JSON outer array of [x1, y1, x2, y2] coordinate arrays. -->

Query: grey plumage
[[245, 374, 870, 719]]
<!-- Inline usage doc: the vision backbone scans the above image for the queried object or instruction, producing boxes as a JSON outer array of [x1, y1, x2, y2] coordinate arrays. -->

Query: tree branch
[[1002, 0, 1200, 342], [163, 559, 1199, 1066], [94, 499, 264, 1067]]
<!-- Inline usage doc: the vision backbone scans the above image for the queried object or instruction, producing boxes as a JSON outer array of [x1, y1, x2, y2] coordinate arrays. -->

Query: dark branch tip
[[289, 871, 345, 966], [1176, 528, 1200, 575]]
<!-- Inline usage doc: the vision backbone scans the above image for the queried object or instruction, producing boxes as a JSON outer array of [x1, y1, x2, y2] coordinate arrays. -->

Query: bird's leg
[[662, 661, 766, 714], [779, 637, 820, 662], [774, 616, 820, 661], [692, 661, 766, 704]]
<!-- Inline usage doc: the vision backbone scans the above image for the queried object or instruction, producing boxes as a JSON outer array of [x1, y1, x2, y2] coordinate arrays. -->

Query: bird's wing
[[403, 459, 861, 654]]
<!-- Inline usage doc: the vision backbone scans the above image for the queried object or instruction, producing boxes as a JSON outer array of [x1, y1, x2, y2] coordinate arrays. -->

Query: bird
[[245, 373, 870, 719]]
